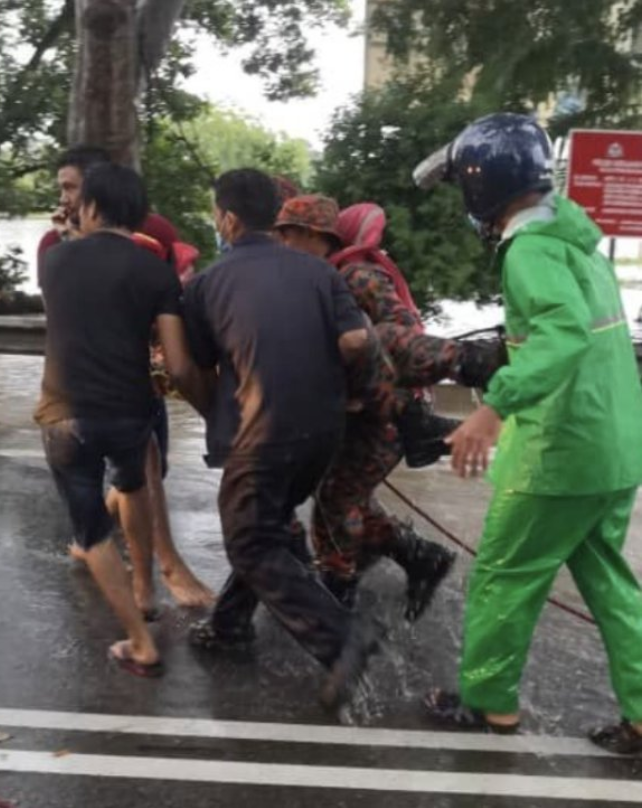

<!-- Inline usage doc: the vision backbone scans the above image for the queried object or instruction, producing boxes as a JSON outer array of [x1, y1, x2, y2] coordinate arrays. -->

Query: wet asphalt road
[[1, 354, 642, 807]]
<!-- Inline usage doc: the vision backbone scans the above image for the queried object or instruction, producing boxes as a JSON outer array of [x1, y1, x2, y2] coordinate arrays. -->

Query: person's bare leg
[[118, 485, 156, 616], [146, 440, 214, 607], [105, 486, 120, 521], [80, 538, 159, 666]]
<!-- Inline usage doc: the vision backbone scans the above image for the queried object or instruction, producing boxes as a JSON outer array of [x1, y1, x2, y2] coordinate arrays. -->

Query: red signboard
[[567, 129, 642, 238]]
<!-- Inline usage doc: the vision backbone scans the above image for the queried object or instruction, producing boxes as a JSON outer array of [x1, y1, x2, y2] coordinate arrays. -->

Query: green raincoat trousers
[[461, 195, 642, 720]]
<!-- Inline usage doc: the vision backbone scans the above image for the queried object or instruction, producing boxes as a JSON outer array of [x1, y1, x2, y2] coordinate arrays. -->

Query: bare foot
[[161, 561, 216, 608], [109, 639, 162, 677], [486, 711, 520, 728], [109, 638, 158, 666]]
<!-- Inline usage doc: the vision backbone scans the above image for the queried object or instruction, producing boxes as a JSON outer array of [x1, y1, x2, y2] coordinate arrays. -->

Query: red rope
[[383, 479, 596, 626]]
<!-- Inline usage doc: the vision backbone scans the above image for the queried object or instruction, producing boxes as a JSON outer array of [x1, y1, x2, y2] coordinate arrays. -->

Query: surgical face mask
[[214, 228, 230, 253], [213, 206, 233, 253]]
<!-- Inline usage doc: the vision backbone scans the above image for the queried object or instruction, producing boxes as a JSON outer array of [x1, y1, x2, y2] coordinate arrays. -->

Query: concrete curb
[[0, 315, 46, 355]]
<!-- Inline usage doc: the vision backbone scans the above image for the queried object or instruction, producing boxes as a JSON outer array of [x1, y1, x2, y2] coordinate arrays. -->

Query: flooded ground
[[1, 353, 642, 806], [4, 216, 642, 335]]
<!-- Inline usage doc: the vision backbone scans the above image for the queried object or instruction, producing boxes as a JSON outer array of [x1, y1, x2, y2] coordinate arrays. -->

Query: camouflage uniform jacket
[[339, 261, 463, 388]]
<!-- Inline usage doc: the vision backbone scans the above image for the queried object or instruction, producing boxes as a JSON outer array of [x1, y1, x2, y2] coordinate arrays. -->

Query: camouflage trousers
[[312, 412, 403, 578]]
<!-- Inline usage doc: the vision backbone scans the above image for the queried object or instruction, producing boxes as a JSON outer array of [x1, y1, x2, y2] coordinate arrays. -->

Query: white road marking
[[0, 749, 635, 801], [0, 449, 43, 460], [0, 707, 611, 757]]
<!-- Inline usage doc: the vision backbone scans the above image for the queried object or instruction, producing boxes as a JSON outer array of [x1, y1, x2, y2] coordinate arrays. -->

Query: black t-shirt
[[183, 233, 365, 463], [36, 232, 182, 424]]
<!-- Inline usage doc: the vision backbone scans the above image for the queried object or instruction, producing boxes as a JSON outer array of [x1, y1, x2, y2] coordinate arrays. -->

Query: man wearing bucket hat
[[276, 194, 502, 619]]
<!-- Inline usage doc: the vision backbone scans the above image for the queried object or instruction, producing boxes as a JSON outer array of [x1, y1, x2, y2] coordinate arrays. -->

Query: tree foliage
[[315, 77, 496, 311], [0, 0, 348, 153], [0, 0, 332, 260], [0, 0, 346, 176], [316, 0, 642, 310], [143, 105, 312, 265], [0, 247, 28, 297], [373, 0, 642, 131]]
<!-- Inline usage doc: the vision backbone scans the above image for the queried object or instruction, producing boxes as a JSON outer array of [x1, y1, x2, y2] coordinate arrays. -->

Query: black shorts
[[151, 397, 169, 479], [42, 417, 152, 551]]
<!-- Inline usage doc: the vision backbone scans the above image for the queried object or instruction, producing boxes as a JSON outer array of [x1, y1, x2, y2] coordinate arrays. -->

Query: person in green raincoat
[[414, 113, 642, 755]]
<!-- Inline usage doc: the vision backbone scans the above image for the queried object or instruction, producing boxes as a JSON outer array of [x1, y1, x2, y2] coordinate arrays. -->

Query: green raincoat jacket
[[484, 194, 642, 495]]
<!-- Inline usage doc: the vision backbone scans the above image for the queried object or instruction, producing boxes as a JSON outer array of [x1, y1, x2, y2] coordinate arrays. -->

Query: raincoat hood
[[511, 194, 602, 256]]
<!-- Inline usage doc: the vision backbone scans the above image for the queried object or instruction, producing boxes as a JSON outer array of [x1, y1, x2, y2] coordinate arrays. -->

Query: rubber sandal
[[108, 648, 164, 679], [590, 720, 642, 755], [423, 689, 519, 734]]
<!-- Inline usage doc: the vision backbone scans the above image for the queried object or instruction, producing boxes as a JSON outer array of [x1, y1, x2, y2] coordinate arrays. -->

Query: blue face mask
[[215, 229, 230, 253]]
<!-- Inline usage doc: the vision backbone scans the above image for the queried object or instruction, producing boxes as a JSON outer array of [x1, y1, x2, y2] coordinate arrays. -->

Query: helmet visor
[[413, 143, 453, 190]]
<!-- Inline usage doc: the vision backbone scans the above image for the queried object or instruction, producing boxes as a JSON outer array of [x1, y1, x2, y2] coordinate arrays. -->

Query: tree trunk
[[67, 0, 186, 167], [68, 0, 140, 166], [137, 0, 187, 77]]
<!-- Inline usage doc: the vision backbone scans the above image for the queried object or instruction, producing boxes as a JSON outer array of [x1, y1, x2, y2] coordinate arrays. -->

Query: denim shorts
[[42, 417, 152, 551]]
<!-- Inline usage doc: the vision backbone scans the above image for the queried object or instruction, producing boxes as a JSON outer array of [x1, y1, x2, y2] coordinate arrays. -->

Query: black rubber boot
[[396, 398, 461, 469], [320, 570, 359, 609], [388, 523, 456, 622], [319, 617, 383, 711]]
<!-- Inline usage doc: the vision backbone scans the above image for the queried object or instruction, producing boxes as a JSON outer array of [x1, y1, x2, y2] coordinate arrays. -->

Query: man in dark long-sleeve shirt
[[185, 169, 381, 708]]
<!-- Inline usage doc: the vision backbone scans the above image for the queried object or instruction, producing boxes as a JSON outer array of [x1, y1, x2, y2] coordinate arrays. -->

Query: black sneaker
[[319, 618, 382, 711], [188, 619, 256, 651], [590, 720, 642, 755]]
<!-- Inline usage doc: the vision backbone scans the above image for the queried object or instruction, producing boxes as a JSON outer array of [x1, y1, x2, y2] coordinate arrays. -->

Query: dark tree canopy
[[315, 0, 642, 311], [0, 0, 348, 169], [315, 77, 497, 311], [373, 0, 642, 129], [0, 0, 346, 262]]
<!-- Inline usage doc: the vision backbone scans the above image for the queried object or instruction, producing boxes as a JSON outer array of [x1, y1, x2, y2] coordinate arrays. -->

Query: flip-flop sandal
[[108, 648, 164, 679], [590, 720, 642, 755], [423, 689, 519, 734]]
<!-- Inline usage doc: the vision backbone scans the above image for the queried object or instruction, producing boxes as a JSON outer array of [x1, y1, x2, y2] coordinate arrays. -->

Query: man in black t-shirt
[[37, 164, 208, 677], [38, 145, 214, 611], [184, 169, 382, 708]]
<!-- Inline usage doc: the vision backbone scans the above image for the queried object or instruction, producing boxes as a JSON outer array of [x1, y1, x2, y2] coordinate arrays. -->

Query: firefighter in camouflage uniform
[[276, 196, 505, 619]]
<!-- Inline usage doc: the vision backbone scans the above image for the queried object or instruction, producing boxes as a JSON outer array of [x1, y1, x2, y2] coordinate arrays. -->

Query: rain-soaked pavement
[[1, 353, 642, 807]]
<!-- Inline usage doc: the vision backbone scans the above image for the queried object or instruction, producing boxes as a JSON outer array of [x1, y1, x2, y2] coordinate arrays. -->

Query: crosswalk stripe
[[0, 749, 636, 801], [0, 707, 611, 757]]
